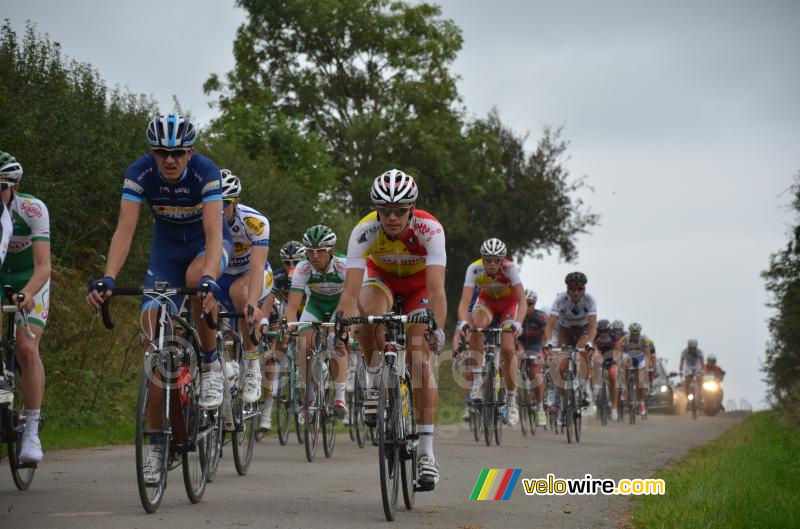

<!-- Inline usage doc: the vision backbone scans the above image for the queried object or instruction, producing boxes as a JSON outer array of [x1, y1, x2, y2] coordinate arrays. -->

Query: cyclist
[[285, 225, 348, 422], [704, 354, 725, 381], [617, 322, 652, 416], [610, 319, 625, 343], [0, 155, 12, 408], [456, 238, 525, 426], [543, 272, 597, 407], [0, 153, 50, 462], [337, 169, 446, 491], [86, 114, 231, 482], [216, 169, 272, 405], [517, 289, 548, 426], [593, 319, 619, 421], [680, 339, 705, 409], [259, 240, 305, 431]]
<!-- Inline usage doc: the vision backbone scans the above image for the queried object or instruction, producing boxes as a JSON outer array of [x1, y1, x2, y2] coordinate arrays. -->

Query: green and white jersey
[[0, 193, 50, 280], [290, 253, 346, 303]]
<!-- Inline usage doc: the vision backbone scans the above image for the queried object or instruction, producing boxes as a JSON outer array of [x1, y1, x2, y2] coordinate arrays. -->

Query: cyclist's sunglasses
[[152, 148, 189, 160], [0, 181, 14, 190], [526, 301, 535, 306], [375, 206, 412, 217], [567, 285, 585, 292], [283, 259, 300, 266], [306, 247, 331, 256]]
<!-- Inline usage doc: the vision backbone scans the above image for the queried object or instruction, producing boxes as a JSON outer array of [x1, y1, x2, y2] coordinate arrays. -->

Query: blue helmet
[[147, 114, 196, 148]]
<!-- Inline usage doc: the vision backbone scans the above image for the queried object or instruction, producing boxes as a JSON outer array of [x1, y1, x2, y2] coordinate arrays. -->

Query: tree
[[762, 172, 800, 423], [206, 0, 598, 318]]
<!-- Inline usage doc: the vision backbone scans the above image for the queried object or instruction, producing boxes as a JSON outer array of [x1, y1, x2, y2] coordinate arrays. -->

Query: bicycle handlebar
[[96, 283, 198, 330]]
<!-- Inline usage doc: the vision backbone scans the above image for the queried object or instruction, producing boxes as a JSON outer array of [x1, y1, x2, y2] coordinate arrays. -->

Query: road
[[1, 412, 742, 529]]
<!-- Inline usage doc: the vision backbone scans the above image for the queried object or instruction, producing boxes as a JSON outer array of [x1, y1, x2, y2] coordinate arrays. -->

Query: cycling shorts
[[363, 260, 428, 316], [299, 296, 339, 327], [556, 324, 589, 348], [0, 277, 49, 329], [473, 293, 517, 326], [143, 236, 231, 312], [217, 268, 273, 312]]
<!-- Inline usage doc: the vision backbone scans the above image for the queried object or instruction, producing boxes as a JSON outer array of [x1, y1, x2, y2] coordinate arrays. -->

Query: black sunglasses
[[152, 148, 189, 160]]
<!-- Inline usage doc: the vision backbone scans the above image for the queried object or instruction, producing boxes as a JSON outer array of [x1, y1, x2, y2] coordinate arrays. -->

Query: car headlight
[[660, 385, 668, 393], [702, 381, 718, 392]]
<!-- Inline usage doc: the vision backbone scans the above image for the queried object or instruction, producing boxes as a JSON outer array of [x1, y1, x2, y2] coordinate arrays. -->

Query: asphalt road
[[0, 412, 743, 529]]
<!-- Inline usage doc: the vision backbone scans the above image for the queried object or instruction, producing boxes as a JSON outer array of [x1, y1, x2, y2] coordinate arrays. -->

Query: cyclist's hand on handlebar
[[584, 341, 595, 352], [198, 275, 221, 313], [432, 329, 446, 354], [86, 276, 114, 310], [12, 290, 35, 312]]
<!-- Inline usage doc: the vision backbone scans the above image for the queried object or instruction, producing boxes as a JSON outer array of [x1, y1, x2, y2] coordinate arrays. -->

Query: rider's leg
[[532, 353, 545, 410], [608, 352, 619, 408], [469, 308, 491, 398], [229, 273, 263, 402], [576, 334, 591, 404], [648, 352, 656, 390], [500, 331, 519, 422], [330, 336, 349, 412], [16, 323, 45, 458], [591, 350, 603, 401], [408, 324, 437, 455]]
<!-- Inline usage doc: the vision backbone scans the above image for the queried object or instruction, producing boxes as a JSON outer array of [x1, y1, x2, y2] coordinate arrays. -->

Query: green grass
[[44, 422, 134, 451], [632, 411, 800, 529]]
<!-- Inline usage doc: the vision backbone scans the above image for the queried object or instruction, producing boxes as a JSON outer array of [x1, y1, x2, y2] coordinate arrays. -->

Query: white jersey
[[550, 291, 597, 328], [290, 253, 347, 302], [226, 203, 270, 276], [681, 347, 704, 365], [0, 202, 11, 267]]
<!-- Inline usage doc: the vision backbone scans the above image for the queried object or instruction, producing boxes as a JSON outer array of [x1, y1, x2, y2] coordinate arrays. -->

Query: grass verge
[[631, 410, 800, 529]]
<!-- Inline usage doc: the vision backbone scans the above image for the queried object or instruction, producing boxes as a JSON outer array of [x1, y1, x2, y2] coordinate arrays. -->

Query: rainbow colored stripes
[[469, 469, 522, 500]]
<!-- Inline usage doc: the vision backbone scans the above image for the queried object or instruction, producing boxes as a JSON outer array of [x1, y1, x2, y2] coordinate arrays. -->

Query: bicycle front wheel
[[205, 411, 223, 482], [276, 361, 291, 446], [6, 407, 35, 491], [352, 357, 367, 448], [304, 357, 322, 462], [564, 383, 575, 444], [573, 387, 582, 443], [232, 398, 257, 475], [518, 386, 528, 436], [135, 356, 169, 513], [483, 365, 494, 447], [182, 364, 209, 504], [628, 375, 637, 425], [377, 366, 400, 521], [400, 372, 416, 510], [322, 359, 337, 458]]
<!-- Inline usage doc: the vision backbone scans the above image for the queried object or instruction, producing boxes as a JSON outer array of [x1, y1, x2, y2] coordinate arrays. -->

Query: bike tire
[[691, 384, 698, 420], [377, 366, 400, 521], [182, 360, 209, 504], [134, 355, 168, 513], [628, 374, 637, 425], [471, 405, 482, 442], [304, 357, 321, 463], [494, 383, 503, 446], [483, 364, 494, 447], [353, 358, 367, 448], [573, 387, 582, 443], [276, 362, 291, 446], [322, 359, 337, 459], [598, 380, 608, 426], [231, 398, 256, 475], [205, 411, 223, 482], [519, 387, 528, 436], [400, 372, 416, 510]]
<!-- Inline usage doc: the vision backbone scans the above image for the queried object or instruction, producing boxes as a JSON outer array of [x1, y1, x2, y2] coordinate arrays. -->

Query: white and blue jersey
[[121, 152, 232, 310]]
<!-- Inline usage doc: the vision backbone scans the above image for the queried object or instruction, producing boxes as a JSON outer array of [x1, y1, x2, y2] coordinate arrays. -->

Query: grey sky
[[5, 0, 799, 408]]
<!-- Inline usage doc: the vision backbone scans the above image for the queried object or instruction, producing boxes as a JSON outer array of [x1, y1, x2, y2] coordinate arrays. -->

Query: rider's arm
[[103, 199, 141, 279], [201, 200, 223, 278], [21, 240, 51, 302], [285, 290, 303, 324], [456, 285, 475, 323], [247, 245, 269, 309], [586, 314, 598, 344], [512, 283, 526, 324], [425, 264, 447, 328], [336, 268, 364, 319], [543, 313, 557, 346]]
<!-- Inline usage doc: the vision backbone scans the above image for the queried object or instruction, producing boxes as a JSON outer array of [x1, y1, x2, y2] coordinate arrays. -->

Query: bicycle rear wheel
[[377, 366, 400, 521], [322, 359, 337, 458], [182, 364, 209, 504], [400, 372, 416, 510], [135, 356, 169, 513]]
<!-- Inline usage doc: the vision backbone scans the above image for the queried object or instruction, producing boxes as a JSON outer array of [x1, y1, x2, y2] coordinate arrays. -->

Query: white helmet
[[220, 169, 241, 199], [370, 169, 418, 205], [688, 339, 698, 348], [480, 238, 507, 257], [525, 289, 538, 302]]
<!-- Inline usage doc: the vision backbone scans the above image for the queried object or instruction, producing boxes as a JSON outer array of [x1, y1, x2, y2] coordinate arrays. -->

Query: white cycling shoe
[[19, 434, 43, 463], [242, 368, 262, 404], [417, 455, 439, 491], [259, 413, 272, 432], [506, 404, 520, 427], [142, 445, 163, 484], [200, 370, 224, 409]]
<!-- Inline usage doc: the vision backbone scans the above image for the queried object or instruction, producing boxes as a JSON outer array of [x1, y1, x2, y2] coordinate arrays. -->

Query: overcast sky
[[5, 0, 799, 409]]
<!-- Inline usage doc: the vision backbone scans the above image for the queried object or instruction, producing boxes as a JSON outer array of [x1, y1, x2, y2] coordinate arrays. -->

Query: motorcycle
[[701, 374, 723, 416]]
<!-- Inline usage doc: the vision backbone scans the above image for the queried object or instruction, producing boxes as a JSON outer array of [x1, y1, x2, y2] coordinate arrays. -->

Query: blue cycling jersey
[[122, 152, 231, 243], [273, 267, 292, 302]]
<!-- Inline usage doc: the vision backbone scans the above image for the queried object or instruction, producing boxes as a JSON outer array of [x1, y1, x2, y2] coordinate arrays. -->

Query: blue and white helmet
[[147, 114, 196, 148]]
